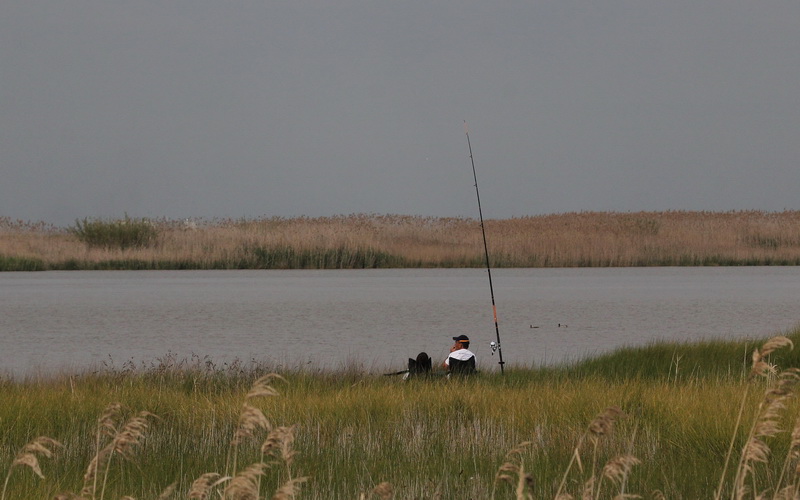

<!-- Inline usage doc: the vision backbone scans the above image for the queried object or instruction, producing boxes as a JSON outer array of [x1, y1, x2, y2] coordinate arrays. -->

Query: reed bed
[[3, 326, 800, 498], [2, 210, 800, 270]]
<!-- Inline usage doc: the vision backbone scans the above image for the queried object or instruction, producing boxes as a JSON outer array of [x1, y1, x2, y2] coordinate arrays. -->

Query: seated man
[[442, 334, 476, 375]]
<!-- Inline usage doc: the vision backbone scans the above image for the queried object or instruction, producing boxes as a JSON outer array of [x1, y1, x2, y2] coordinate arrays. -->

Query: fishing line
[[464, 121, 505, 374]]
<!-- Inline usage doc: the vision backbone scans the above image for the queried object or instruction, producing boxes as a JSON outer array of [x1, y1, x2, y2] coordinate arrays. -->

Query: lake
[[1, 267, 799, 377]]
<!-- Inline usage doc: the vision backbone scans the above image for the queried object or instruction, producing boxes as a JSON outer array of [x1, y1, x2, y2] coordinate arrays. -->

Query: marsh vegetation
[[2, 211, 800, 270], [3, 327, 800, 498]]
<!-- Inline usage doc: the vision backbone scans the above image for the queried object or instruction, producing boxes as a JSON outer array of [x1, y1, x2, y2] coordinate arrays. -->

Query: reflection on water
[[1, 268, 799, 377]]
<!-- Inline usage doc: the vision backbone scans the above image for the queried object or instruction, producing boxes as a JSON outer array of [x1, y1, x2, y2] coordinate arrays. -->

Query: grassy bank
[[3, 327, 800, 499], [2, 211, 800, 270]]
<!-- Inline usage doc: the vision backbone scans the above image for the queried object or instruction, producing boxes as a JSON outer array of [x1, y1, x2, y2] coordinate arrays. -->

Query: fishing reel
[[489, 341, 499, 355]]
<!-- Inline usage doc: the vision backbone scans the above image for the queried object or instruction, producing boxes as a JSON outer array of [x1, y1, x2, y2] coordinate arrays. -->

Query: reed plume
[[232, 404, 271, 447], [188, 472, 227, 499], [599, 454, 640, 496], [491, 441, 534, 500], [555, 406, 627, 500], [200, 373, 306, 500], [229, 375, 285, 478], [223, 462, 268, 500], [774, 414, 800, 496], [1, 436, 62, 500], [714, 336, 797, 500], [80, 406, 158, 500], [270, 476, 308, 500], [370, 482, 394, 500], [260, 425, 298, 472], [156, 482, 177, 499]]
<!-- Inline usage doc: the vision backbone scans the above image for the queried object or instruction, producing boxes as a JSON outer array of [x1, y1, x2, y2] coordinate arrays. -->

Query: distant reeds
[[2, 211, 800, 270]]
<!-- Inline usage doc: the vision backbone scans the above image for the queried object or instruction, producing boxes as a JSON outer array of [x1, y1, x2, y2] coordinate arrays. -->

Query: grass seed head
[[602, 455, 641, 484], [761, 336, 793, 357], [589, 406, 626, 437], [10, 436, 62, 479], [232, 403, 270, 446], [111, 411, 157, 459], [97, 402, 124, 436], [751, 337, 794, 379], [582, 476, 595, 500], [270, 476, 309, 500], [188, 472, 225, 499], [223, 462, 268, 500], [156, 482, 177, 499], [11, 453, 45, 479], [371, 482, 393, 500], [261, 425, 298, 465], [246, 373, 285, 400]]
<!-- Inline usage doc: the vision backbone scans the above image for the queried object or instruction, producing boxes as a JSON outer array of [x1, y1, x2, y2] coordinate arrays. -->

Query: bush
[[70, 216, 159, 250], [0, 255, 46, 271]]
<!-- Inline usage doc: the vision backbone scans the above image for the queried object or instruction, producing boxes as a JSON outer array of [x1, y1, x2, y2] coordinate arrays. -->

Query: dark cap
[[452, 335, 470, 342]]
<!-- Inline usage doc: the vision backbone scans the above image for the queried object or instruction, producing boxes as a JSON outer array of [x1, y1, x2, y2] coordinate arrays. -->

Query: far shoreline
[[2, 210, 800, 271]]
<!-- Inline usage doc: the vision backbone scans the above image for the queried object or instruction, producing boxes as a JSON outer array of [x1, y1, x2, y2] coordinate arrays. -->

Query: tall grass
[[3, 326, 800, 498], [2, 211, 800, 270]]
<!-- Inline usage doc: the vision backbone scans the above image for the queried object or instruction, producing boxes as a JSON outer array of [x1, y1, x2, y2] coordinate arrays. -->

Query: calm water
[[2, 268, 799, 377]]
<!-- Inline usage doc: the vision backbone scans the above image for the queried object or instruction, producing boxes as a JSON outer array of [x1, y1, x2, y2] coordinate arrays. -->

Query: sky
[[2, 0, 799, 227]]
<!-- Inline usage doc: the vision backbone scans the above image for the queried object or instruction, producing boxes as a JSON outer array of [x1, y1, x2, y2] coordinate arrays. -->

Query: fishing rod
[[464, 121, 505, 374]]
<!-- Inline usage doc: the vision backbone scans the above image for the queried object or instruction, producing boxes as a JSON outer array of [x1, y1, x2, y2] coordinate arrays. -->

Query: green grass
[[3, 327, 800, 499], [0, 256, 46, 272], [70, 215, 159, 250]]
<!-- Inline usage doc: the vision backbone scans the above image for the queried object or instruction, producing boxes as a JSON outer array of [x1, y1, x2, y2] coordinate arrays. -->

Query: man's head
[[452, 334, 470, 349]]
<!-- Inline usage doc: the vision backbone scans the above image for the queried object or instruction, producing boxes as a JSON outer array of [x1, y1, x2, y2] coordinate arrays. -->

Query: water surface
[[2, 268, 799, 377]]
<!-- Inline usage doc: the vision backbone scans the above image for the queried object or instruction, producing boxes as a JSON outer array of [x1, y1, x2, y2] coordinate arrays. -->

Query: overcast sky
[[2, 1, 799, 227]]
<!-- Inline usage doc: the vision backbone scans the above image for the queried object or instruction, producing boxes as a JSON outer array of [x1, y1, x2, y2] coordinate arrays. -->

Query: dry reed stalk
[[246, 374, 285, 399], [369, 482, 394, 500], [270, 476, 309, 500], [229, 375, 284, 478], [599, 455, 640, 494], [156, 482, 177, 499], [83, 401, 124, 496], [222, 462, 268, 500], [223, 374, 305, 500], [260, 425, 298, 470], [750, 337, 795, 380], [188, 472, 228, 499], [1, 436, 62, 500], [774, 414, 800, 496], [555, 406, 627, 500], [491, 441, 534, 500], [735, 369, 800, 497], [716, 337, 796, 500], [80, 406, 158, 500], [232, 404, 271, 447], [715, 337, 798, 500]]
